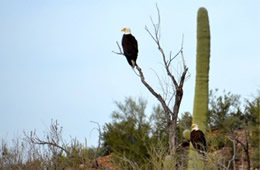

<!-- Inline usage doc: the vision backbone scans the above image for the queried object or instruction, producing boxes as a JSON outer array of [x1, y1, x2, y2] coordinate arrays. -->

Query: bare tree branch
[[112, 41, 124, 55], [227, 129, 251, 170], [90, 121, 102, 159], [145, 6, 189, 128], [227, 138, 236, 170], [24, 130, 70, 156], [145, 9, 180, 90], [135, 64, 172, 123], [145, 25, 157, 43]]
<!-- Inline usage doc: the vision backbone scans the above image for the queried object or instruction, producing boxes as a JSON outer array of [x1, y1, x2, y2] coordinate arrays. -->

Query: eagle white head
[[121, 27, 131, 35], [191, 124, 199, 131]]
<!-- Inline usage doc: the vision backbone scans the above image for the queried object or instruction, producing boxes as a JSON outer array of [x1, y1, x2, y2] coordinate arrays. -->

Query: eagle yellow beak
[[121, 28, 126, 32], [191, 124, 195, 128]]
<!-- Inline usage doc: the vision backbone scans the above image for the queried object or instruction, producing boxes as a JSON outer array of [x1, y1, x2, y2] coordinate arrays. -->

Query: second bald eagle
[[190, 124, 207, 154], [121, 28, 138, 68]]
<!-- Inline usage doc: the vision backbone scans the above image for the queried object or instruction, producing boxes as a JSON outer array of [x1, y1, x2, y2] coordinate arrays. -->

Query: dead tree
[[113, 5, 188, 154]]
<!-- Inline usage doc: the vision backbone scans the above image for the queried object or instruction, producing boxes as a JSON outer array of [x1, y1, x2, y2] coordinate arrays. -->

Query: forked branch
[[24, 130, 70, 156], [145, 7, 188, 90], [112, 41, 124, 55]]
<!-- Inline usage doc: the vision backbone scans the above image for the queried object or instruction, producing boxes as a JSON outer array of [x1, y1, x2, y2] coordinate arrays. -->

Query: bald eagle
[[190, 124, 207, 154], [121, 28, 138, 68]]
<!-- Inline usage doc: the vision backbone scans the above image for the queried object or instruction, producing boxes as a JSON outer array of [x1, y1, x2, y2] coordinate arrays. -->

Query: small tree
[[208, 89, 242, 130], [102, 97, 151, 167], [149, 105, 169, 146], [246, 92, 260, 169]]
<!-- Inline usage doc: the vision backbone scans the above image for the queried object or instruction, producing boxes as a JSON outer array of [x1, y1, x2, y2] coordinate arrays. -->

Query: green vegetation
[[102, 97, 151, 167], [1, 91, 258, 169], [0, 120, 98, 169]]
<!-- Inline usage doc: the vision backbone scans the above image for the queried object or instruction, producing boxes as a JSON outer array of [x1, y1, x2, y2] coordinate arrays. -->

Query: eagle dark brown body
[[121, 28, 138, 68]]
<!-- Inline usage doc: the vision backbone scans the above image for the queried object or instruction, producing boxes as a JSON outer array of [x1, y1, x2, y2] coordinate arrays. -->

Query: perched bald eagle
[[121, 28, 138, 68], [190, 124, 207, 154]]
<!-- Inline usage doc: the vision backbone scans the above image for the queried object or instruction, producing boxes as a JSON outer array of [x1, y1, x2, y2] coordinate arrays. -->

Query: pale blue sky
[[0, 0, 259, 147]]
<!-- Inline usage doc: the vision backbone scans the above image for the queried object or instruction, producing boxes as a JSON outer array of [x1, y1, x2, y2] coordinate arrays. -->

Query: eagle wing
[[122, 34, 138, 61]]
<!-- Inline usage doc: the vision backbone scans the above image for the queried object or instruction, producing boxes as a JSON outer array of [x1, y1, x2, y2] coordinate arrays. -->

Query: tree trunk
[[232, 140, 236, 170], [169, 121, 177, 154], [245, 149, 250, 170], [169, 87, 184, 154], [245, 130, 251, 170]]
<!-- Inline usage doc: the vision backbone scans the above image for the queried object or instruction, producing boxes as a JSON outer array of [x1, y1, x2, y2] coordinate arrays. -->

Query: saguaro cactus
[[193, 7, 210, 132], [188, 7, 210, 169]]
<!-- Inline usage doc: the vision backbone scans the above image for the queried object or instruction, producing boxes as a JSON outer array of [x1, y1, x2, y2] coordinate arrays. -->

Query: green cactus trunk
[[193, 7, 210, 131], [188, 7, 210, 169]]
